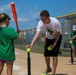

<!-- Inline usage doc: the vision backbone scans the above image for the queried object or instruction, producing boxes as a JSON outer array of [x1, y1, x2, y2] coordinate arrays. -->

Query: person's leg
[[6, 61, 14, 75], [75, 47, 76, 56], [0, 62, 5, 75], [52, 56, 58, 74], [72, 47, 76, 61], [72, 47, 75, 61], [45, 57, 50, 69], [44, 38, 56, 74], [51, 35, 62, 75], [43, 57, 52, 73]]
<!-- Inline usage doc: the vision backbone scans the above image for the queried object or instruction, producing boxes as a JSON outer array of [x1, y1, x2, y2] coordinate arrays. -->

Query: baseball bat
[[10, 2, 19, 30]]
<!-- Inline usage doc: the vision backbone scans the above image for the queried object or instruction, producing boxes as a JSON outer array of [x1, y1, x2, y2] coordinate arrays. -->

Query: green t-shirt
[[70, 31, 76, 46], [0, 27, 19, 60]]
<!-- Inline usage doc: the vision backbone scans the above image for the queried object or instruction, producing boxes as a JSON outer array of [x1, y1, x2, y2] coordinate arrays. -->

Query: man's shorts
[[44, 35, 62, 57]]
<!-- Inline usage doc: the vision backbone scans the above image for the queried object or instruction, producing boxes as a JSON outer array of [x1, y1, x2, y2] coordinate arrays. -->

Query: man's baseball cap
[[0, 13, 11, 22], [72, 25, 76, 31]]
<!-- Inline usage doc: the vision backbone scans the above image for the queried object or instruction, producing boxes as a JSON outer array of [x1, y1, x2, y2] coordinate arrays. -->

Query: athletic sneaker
[[43, 68, 52, 74]]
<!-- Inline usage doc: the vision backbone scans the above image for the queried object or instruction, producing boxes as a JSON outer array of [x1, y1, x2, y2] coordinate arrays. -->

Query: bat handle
[[16, 26, 20, 33]]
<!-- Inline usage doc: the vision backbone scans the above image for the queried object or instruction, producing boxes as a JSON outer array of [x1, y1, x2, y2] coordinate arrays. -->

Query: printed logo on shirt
[[46, 27, 54, 35]]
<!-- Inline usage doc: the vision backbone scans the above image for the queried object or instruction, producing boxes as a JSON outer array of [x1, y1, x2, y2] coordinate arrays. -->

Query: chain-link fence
[[15, 14, 76, 49], [58, 16, 76, 49]]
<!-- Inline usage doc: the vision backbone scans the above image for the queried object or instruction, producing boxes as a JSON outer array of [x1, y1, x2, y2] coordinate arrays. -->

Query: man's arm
[[18, 32, 22, 39], [70, 35, 76, 40], [51, 31, 60, 49], [31, 31, 40, 47], [26, 31, 40, 49], [53, 20, 61, 46], [54, 31, 60, 45]]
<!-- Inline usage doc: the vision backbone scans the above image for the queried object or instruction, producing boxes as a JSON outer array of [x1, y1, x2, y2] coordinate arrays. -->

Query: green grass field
[[15, 43, 71, 57]]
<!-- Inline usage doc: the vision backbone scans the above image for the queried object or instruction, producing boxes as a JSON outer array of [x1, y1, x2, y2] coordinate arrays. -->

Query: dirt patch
[[2, 48, 76, 75]]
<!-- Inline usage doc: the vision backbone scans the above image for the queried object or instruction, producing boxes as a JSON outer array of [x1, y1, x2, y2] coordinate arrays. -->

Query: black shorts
[[44, 35, 62, 57]]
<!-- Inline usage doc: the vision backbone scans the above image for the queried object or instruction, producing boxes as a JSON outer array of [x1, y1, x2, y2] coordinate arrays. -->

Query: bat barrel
[[10, 2, 19, 31], [27, 52, 31, 75]]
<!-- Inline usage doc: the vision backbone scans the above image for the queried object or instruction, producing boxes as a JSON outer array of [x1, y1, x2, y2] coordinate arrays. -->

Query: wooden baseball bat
[[10, 2, 19, 30]]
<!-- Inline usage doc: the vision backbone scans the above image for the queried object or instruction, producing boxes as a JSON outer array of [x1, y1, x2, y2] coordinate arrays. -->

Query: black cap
[[0, 13, 11, 22]]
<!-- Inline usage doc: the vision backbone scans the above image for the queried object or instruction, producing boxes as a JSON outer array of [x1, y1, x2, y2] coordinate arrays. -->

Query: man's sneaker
[[43, 68, 52, 74]]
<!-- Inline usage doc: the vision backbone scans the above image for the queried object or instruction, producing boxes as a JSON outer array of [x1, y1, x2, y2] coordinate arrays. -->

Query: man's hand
[[17, 29, 21, 33], [26, 44, 32, 49], [73, 35, 76, 39], [50, 43, 56, 50]]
